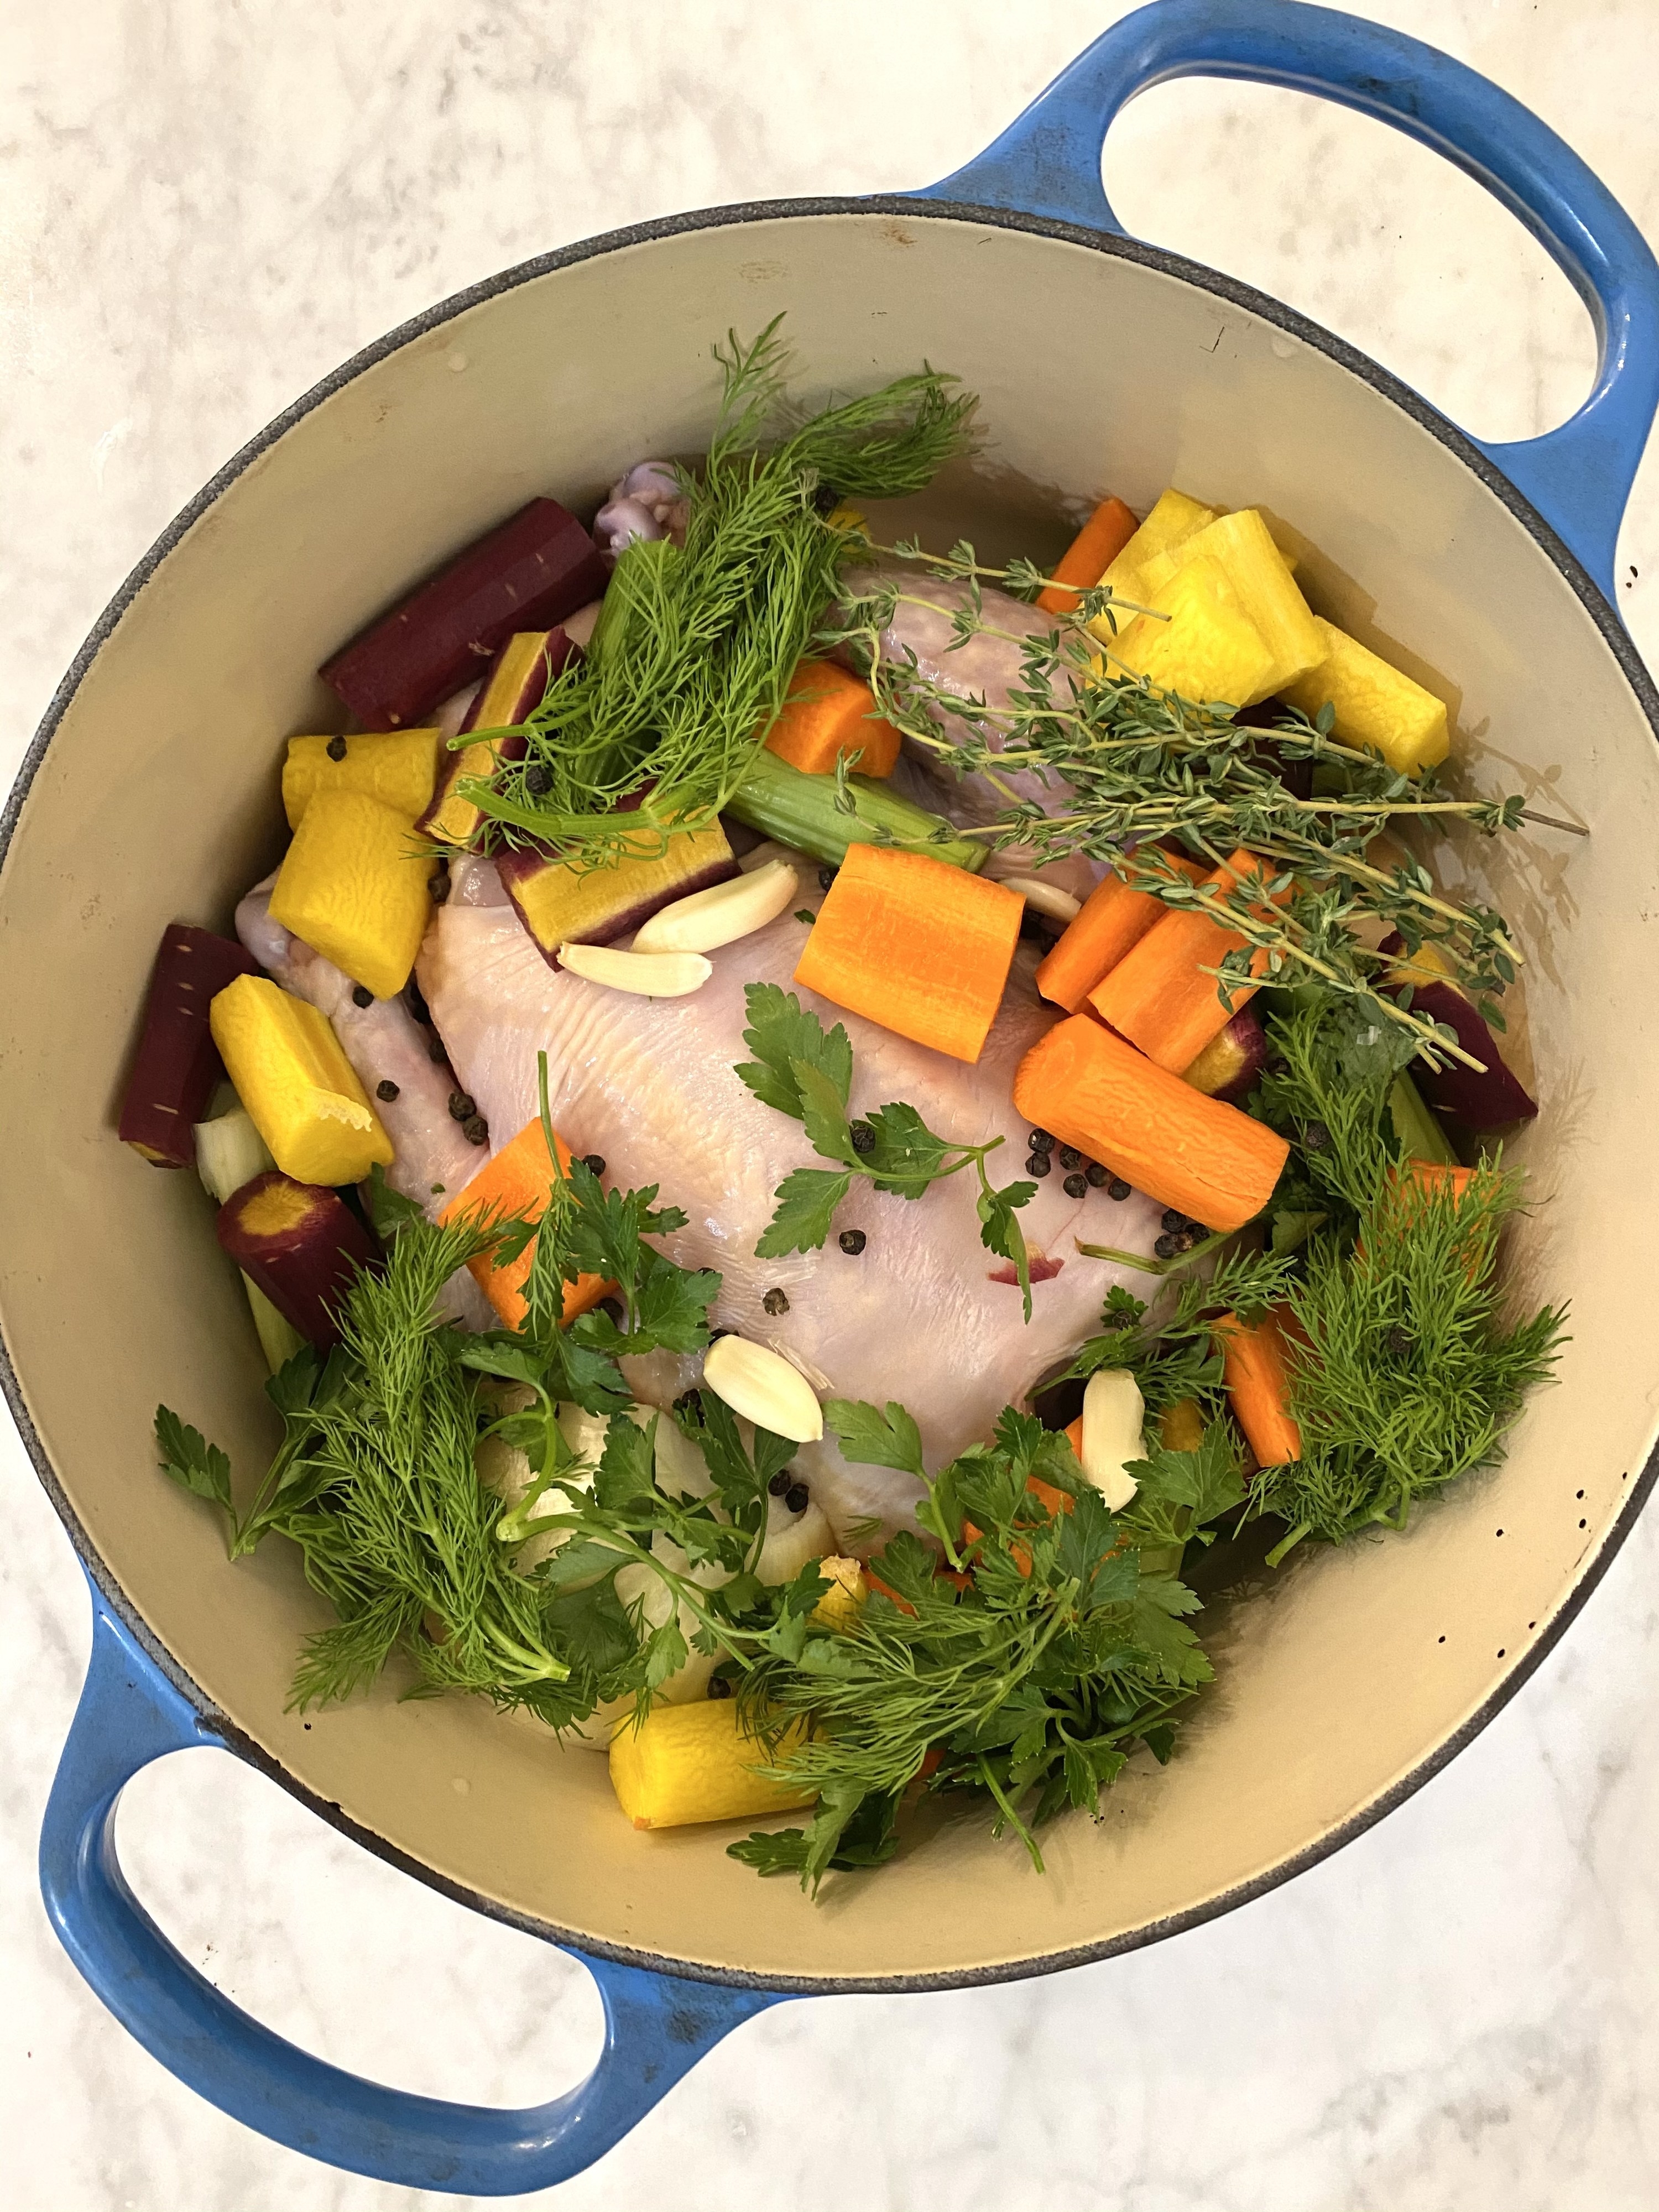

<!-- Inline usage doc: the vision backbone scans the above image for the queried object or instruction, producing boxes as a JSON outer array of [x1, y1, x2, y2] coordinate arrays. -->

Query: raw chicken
[[418, 893, 1164, 1546], [840, 567, 1099, 902]]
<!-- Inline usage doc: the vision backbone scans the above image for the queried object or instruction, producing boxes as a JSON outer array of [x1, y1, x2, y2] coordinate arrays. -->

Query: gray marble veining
[[4, 5, 1659, 2207]]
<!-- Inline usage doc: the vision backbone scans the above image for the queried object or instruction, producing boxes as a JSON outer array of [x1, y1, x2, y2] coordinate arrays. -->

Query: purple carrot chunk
[[1379, 933, 1538, 1129], [216, 1171, 379, 1348], [118, 924, 262, 1167], [320, 499, 607, 730]]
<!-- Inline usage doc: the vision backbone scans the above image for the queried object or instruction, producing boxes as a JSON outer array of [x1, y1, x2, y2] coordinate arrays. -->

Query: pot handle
[[914, 0, 1659, 601], [39, 1576, 786, 2195]]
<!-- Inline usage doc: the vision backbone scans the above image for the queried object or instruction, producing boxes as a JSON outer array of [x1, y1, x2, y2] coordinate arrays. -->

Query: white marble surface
[[5, 4, 1659, 2206]]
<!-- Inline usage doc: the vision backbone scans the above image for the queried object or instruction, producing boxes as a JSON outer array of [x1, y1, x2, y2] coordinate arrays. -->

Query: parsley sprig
[[735, 982, 1037, 1317]]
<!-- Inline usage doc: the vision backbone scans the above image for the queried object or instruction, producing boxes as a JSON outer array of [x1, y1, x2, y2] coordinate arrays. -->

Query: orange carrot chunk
[[763, 658, 902, 779], [1214, 1308, 1302, 1468], [441, 1117, 611, 1329], [1035, 854, 1206, 1013], [1088, 847, 1288, 1073], [795, 844, 1024, 1063], [1036, 497, 1139, 616], [1013, 1013, 1288, 1232]]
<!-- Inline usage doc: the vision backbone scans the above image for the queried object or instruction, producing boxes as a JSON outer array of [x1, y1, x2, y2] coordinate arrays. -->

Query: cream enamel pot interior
[[9, 2, 1659, 2194]]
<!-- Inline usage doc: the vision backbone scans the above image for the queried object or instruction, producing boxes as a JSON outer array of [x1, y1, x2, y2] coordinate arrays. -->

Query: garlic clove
[[737, 838, 815, 876], [1080, 1366, 1146, 1509], [999, 875, 1083, 923], [701, 1333, 825, 1443], [557, 941, 712, 997], [632, 859, 800, 954]]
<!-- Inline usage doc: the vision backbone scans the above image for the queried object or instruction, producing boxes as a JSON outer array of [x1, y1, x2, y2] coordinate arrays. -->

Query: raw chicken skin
[[419, 889, 1164, 1545]]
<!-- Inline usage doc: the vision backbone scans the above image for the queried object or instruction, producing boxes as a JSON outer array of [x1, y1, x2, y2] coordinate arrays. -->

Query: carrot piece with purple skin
[[119, 924, 262, 1168], [795, 845, 1023, 1064], [1036, 496, 1140, 616], [216, 1171, 379, 1349]]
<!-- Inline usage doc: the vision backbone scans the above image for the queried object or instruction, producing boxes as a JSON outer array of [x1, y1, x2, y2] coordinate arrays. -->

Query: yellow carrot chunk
[[1013, 1013, 1288, 1233], [1107, 555, 1277, 708], [1034, 855, 1205, 1012], [795, 844, 1023, 1063], [810, 1557, 869, 1632], [1088, 487, 1218, 642], [209, 975, 393, 1186], [1145, 509, 1322, 701], [281, 727, 439, 830], [421, 630, 554, 849], [1089, 847, 1287, 1073], [1036, 496, 1139, 616], [269, 791, 432, 1000], [1280, 617, 1450, 778], [1214, 1309, 1303, 1468], [608, 1700, 817, 1830], [763, 659, 902, 779], [1159, 1399, 1208, 1453], [441, 1117, 610, 1329]]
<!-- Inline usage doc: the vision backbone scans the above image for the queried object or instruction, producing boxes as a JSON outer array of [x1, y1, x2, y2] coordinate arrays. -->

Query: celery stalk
[[1389, 1072, 1459, 1166], [727, 749, 986, 873]]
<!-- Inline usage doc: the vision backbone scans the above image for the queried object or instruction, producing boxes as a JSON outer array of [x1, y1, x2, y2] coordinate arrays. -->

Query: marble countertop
[[5, 4, 1659, 2206]]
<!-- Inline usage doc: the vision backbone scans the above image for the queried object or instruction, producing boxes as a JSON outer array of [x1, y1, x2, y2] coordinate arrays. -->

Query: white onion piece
[[702, 1335, 825, 1443], [632, 860, 800, 954], [559, 600, 604, 652], [1000, 874, 1082, 923], [1080, 1368, 1146, 1510], [556, 942, 712, 997]]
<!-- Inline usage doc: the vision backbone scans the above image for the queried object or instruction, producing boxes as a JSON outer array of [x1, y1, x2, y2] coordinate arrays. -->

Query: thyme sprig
[[821, 545, 1558, 1070]]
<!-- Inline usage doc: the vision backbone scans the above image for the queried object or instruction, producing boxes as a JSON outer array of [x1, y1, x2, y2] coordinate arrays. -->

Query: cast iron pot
[[7, 1, 1659, 2192]]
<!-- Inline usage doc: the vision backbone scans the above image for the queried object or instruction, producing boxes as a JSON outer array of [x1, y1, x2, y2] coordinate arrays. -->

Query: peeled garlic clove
[[557, 941, 712, 997], [737, 838, 813, 875], [1080, 1366, 1146, 1510], [632, 859, 800, 954], [702, 1334, 825, 1443], [1000, 875, 1082, 923]]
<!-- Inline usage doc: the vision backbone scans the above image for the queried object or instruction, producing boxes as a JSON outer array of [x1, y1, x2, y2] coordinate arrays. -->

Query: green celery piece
[[726, 749, 986, 872], [1389, 1071, 1459, 1167]]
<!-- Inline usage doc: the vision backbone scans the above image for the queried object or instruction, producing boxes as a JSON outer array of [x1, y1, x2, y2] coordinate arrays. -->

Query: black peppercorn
[[524, 763, 552, 797], [1302, 1119, 1331, 1153], [849, 1121, 875, 1156], [1025, 1150, 1052, 1177], [1154, 1233, 1178, 1260], [784, 1481, 810, 1515], [1107, 1177, 1131, 1201], [448, 1091, 476, 1121], [581, 1153, 606, 1177], [351, 984, 374, 1008], [597, 1296, 625, 1326], [1027, 1129, 1055, 1153], [1386, 1325, 1412, 1361], [1063, 1172, 1088, 1199], [762, 1287, 790, 1316], [430, 870, 451, 904], [1058, 1147, 1083, 1171], [1085, 1162, 1109, 1188], [375, 1079, 400, 1103], [427, 1034, 448, 1063], [707, 1672, 734, 1698], [463, 1114, 489, 1145], [404, 977, 430, 1026], [766, 1469, 794, 1498], [817, 865, 837, 891], [1170, 1230, 1196, 1255], [838, 1229, 867, 1255], [326, 734, 347, 762], [1161, 1208, 1188, 1233]]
